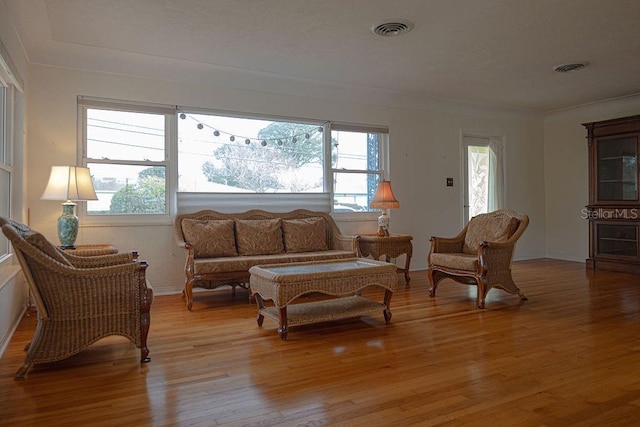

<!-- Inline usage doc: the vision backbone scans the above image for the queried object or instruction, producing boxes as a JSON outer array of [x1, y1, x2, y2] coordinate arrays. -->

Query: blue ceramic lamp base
[[58, 201, 79, 249]]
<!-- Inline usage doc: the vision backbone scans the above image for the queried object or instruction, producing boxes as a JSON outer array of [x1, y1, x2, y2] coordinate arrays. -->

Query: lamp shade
[[41, 166, 98, 201], [370, 180, 399, 210]]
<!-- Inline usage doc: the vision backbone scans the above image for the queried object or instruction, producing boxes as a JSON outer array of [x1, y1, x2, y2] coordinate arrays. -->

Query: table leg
[[404, 253, 412, 284], [383, 289, 393, 324], [278, 307, 289, 340], [255, 294, 265, 327]]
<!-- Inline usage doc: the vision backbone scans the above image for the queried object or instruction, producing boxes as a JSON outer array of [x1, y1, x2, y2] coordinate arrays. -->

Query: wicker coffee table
[[249, 258, 398, 340]]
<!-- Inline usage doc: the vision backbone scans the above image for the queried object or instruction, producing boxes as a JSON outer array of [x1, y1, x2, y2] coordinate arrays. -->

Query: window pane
[[331, 130, 379, 170], [468, 145, 490, 218], [87, 109, 165, 161], [0, 168, 9, 256], [178, 113, 323, 192], [86, 163, 166, 215], [333, 172, 378, 212]]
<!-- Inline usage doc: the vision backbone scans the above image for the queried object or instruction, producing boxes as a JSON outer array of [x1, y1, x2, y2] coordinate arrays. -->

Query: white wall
[[544, 95, 640, 262], [0, 0, 30, 358], [26, 64, 546, 295]]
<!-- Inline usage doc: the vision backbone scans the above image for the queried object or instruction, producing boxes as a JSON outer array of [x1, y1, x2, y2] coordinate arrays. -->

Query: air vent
[[553, 62, 589, 73], [372, 20, 414, 37]]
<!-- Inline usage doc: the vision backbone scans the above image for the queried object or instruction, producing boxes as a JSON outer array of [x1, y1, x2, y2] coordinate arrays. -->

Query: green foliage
[[109, 169, 165, 214], [257, 122, 323, 167], [138, 166, 165, 180]]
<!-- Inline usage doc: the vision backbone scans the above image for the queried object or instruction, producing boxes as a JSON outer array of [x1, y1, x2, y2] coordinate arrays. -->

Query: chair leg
[[427, 268, 438, 297], [14, 362, 32, 379], [476, 277, 489, 309], [184, 279, 195, 311]]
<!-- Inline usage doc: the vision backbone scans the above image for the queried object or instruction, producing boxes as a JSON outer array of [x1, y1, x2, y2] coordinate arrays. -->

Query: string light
[[176, 109, 327, 147]]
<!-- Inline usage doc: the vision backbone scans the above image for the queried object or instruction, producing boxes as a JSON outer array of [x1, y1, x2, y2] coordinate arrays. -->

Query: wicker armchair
[[0, 218, 152, 378], [427, 209, 529, 308]]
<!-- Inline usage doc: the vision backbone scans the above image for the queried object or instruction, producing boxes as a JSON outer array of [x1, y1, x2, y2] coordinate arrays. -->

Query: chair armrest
[[63, 251, 139, 268], [477, 240, 517, 273], [28, 260, 149, 319], [332, 233, 359, 254], [428, 235, 465, 254]]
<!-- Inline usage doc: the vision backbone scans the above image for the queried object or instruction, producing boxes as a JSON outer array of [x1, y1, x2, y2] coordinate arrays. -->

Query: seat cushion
[[235, 219, 284, 256], [182, 219, 238, 258], [193, 250, 354, 275], [463, 215, 519, 254], [282, 217, 328, 253], [430, 252, 478, 271]]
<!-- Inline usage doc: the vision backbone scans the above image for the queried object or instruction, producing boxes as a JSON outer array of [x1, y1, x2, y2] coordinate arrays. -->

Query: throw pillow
[[282, 217, 328, 253], [235, 219, 284, 256], [24, 231, 73, 266], [463, 215, 519, 254], [181, 219, 238, 258]]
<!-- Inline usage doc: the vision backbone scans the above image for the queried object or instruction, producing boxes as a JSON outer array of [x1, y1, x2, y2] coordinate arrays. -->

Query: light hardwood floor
[[1, 259, 640, 426]]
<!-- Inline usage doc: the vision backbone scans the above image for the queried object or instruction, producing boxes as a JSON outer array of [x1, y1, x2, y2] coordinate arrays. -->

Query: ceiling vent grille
[[553, 62, 589, 73], [372, 20, 414, 37]]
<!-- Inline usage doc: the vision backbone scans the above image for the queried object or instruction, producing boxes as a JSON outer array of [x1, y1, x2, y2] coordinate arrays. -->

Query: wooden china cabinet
[[585, 114, 640, 273]]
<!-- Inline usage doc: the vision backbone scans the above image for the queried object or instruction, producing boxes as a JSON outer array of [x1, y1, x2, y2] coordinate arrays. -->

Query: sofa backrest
[[174, 209, 346, 257]]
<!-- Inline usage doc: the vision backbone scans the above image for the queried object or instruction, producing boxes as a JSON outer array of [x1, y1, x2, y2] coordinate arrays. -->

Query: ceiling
[[5, 0, 640, 112]]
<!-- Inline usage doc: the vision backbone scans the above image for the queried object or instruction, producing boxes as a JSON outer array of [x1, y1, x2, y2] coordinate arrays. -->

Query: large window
[[81, 100, 389, 217], [79, 99, 172, 220], [178, 112, 324, 193], [177, 110, 388, 213], [331, 125, 388, 212]]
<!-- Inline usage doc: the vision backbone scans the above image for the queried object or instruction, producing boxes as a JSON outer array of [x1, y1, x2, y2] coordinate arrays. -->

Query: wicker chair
[[427, 209, 529, 308], [0, 218, 152, 378]]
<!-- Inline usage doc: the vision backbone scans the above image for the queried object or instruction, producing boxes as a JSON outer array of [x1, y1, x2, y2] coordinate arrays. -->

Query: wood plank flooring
[[1, 259, 640, 426]]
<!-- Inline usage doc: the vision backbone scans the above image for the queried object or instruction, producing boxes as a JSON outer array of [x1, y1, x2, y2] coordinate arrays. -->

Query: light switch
[[446, 177, 453, 186]]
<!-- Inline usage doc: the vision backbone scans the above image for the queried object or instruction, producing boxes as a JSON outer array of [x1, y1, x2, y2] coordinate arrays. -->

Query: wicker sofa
[[174, 209, 358, 310]]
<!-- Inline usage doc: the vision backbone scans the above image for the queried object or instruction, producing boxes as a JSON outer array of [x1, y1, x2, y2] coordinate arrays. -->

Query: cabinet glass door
[[597, 137, 638, 201], [596, 223, 638, 258]]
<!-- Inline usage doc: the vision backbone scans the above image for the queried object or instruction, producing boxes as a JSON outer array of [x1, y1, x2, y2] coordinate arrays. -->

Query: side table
[[62, 244, 118, 256], [357, 234, 413, 284]]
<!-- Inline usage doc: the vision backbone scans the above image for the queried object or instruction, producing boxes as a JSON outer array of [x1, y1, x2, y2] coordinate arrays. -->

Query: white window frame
[[0, 42, 23, 267], [78, 97, 175, 225], [0, 84, 11, 262], [79, 98, 390, 218], [329, 123, 389, 220]]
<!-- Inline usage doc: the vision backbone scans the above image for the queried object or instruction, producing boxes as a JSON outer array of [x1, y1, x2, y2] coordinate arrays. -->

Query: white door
[[462, 134, 504, 224]]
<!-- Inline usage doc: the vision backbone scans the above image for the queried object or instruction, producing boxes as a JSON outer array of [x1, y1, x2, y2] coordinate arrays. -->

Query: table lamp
[[41, 166, 98, 249], [369, 180, 400, 237]]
